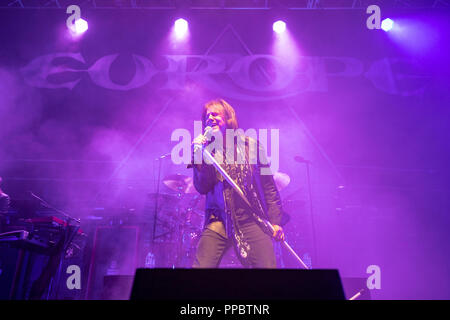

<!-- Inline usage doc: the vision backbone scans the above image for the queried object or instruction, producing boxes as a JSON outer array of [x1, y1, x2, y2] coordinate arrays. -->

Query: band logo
[[20, 53, 428, 101]]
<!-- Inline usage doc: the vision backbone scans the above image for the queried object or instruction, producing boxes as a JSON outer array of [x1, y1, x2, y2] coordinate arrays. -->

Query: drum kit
[[145, 173, 203, 267], [146, 171, 291, 268]]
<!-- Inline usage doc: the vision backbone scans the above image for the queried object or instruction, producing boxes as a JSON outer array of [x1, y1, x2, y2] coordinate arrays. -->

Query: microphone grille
[[204, 126, 213, 137]]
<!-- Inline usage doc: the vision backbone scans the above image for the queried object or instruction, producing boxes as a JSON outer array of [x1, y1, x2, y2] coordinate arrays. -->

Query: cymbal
[[273, 172, 290, 191], [163, 174, 196, 194]]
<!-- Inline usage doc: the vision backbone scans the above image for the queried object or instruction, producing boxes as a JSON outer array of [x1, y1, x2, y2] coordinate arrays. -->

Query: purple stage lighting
[[74, 18, 88, 34], [273, 20, 286, 34], [381, 18, 394, 32], [174, 18, 188, 38]]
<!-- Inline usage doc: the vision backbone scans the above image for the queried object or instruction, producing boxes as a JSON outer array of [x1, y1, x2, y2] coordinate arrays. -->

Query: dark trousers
[[192, 221, 276, 268]]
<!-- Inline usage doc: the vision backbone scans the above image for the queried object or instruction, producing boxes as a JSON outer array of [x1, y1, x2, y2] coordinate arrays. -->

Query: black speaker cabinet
[[0, 246, 21, 299], [130, 268, 345, 300], [85, 226, 140, 300], [0, 246, 51, 300]]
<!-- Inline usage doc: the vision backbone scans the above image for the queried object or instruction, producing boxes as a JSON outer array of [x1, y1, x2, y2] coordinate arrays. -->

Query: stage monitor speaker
[[130, 268, 345, 300]]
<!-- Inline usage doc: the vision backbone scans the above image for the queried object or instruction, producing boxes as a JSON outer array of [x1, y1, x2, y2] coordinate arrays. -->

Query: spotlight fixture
[[273, 20, 286, 34], [74, 18, 88, 34], [174, 18, 188, 38], [381, 18, 394, 32]]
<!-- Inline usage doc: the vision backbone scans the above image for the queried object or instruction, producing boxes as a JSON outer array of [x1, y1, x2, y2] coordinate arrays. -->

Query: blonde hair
[[202, 99, 239, 130]]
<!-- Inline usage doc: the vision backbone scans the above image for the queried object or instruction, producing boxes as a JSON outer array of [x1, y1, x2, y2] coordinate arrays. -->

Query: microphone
[[294, 155, 311, 164], [193, 126, 213, 153]]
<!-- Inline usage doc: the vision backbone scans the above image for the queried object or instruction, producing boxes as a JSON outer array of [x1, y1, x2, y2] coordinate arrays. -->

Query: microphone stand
[[199, 148, 309, 269], [294, 157, 318, 268], [151, 153, 171, 267], [304, 160, 318, 267], [30, 192, 80, 224], [152, 157, 163, 247]]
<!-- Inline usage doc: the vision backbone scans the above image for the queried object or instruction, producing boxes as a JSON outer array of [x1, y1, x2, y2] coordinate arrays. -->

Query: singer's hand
[[272, 225, 285, 241], [192, 134, 207, 150]]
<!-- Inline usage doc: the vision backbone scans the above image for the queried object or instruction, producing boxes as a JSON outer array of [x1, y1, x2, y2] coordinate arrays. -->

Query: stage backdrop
[[0, 7, 449, 299]]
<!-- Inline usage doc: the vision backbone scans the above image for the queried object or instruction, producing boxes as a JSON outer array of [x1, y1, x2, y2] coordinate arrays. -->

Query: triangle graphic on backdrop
[[204, 24, 253, 56], [192, 24, 253, 73]]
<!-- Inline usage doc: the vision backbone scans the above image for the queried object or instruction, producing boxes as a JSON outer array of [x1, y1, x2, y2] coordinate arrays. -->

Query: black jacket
[[191, 137, 283, 237]]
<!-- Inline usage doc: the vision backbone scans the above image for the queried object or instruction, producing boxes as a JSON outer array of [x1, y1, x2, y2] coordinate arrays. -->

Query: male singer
[[190, 99, 284, 268]]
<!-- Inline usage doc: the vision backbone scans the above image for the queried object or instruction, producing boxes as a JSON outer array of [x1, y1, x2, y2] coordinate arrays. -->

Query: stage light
[[174, 18, 188, 38], [381, 18, 394, 32], [273, 20, 286, 34], [74, 18, 88, 34]]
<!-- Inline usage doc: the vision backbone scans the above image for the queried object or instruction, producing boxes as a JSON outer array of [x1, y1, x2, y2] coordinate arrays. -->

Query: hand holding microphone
[[192, 126, 213, 153]]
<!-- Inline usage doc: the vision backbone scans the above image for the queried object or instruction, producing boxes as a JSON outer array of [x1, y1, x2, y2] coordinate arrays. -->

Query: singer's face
[[205, 105, 226, 134]]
